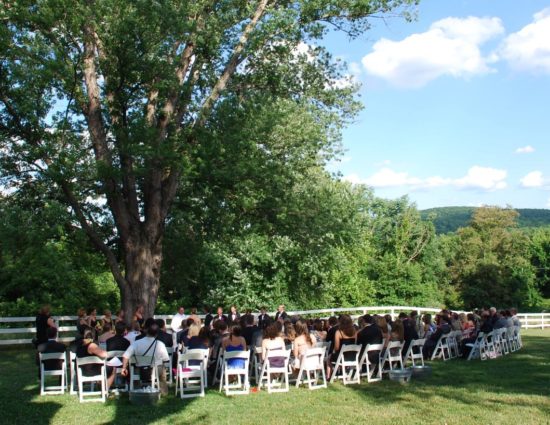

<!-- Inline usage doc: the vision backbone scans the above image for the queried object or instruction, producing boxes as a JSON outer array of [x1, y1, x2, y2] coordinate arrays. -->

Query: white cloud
[[362, 16, 504, 88], [343, 166, 507, 191], [515, 145, 535, 154], [520, 171, 550, 188], [499, 8, 550, 74]]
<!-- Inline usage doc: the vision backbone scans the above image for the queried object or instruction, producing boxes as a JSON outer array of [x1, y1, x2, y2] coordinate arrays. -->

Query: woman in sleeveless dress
[[328, 315, 357, 377], [76, 329, 116, 389], [222, 325, 247, 369], [293, 320, 314, 370]]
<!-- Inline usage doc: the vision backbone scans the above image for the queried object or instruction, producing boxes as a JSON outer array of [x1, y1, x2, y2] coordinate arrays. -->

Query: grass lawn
[[1, 329, 549, 425]]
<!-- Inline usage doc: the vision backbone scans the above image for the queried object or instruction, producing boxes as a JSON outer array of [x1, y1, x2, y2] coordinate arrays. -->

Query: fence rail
[[1, 306, 548, 346]]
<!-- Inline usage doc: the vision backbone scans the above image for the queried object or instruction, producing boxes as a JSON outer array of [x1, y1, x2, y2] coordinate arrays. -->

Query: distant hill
[[421, 207, 550, 234]]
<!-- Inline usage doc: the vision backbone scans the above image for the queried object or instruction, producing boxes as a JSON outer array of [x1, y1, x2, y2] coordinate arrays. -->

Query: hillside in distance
[[421, 207, 550, 234]]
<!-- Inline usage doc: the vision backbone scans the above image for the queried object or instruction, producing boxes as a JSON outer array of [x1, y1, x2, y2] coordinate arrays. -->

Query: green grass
[[2, 330, 549, 425]]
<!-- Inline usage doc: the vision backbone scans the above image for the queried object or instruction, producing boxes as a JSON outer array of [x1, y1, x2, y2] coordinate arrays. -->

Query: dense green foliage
[[421, 207, 550, 234], [1, 330, 549, 424]]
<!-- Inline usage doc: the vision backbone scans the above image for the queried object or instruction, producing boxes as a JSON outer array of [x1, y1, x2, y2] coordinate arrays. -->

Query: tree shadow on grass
[[0, 348, 63, 424], [343, 334, 550, 417]]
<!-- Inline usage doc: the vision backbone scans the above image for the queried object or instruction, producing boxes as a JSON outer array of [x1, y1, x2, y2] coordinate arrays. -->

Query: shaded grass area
[[1, 330, 549, 425]]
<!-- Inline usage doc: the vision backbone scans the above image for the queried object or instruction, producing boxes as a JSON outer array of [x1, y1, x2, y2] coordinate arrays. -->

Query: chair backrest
[[386, 341, 402, 350], [266, 348, 290, 360], [410, 338, 426, 348], [179, 350, 206, 363], [106, 350, 125, 359], [302, 347, 325, 367], [366, 343, 384, 352], [224, 350, 250, 360], [40, 352, 66, 362], [76, 355, 105, 367]]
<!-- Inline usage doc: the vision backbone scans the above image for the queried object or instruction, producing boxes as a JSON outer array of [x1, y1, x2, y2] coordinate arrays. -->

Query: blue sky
[[323, 0, 550, 210]]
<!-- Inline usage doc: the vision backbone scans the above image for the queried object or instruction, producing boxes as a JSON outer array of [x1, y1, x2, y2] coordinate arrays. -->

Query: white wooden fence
[[0, 306, 548, 346]]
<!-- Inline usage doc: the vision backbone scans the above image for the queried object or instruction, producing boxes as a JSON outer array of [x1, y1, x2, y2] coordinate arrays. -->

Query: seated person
[[98, 323, 115, 344], [222, 325, 247, 369], [155, 318, 173, 348], [241, 314, 260, 348], [293, 320, 314, 370], [107, 321, 130, 352], [36, 327, 66, 378], [311, 319, 327, 342], [261, 323, 286, 368], [125, 321, 142, 345], [357, 314, 383, 365], [76, 328, 116, 389], [121, 324, 170, 394]]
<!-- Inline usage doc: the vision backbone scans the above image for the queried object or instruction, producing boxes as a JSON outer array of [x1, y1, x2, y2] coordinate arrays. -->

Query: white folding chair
[[76, 356, 107, 403], [483, 331, 497, 360], [176, 350, 206, 398], [314, 341, 331, 367], [250, 346, 263, 384], [219, 350, 250, 395], [466, 332, 485, 360], [39, 352, 67, 395], [403, 339, 426, 367], [507, 327, 517, 352], [69, 351, 77, 395], [106, 350, 127, 392], [381, 341, 404, 372], [295, 347, 327, 390], [430, 334, 450, 361], [499, 328, 510, 355], [258, 348, 291, 393], [358, 343, 383, 382], [330, 344, 362, 385], [515, 326, 522, 349], [129, 355, 159, 391], [165, 347, 174, 384], [212, 347, 225, 387]]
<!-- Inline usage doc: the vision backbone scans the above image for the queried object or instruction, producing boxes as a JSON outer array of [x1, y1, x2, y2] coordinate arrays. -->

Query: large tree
[[0, 0, 418, 318]]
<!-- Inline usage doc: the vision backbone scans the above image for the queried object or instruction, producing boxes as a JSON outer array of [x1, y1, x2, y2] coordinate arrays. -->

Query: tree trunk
[[121, 234, 163, 323]]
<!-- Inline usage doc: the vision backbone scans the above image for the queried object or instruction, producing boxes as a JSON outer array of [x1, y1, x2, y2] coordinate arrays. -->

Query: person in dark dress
[[76, 329, 116, 388], [241, 314, 260, 347], [35, 305, 56, 346], [203, 306, 214, 329], [399, 312, 419, 354], [325, 316, 339, 354], [106, 321, 131, 352]]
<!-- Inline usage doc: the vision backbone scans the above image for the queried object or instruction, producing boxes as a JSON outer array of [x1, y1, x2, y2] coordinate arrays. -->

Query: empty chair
[[258, 348, 291, 393], [295, 347, 327, 390], [330, 344, 362, 385], [403, 338, 426, 367], [359, 343, 384, 383], [76, 356, 107, 403], [176, 350, 206, 398], [219, 350, 250, 396], [381, 341, 404, 372], [39, 352, 67, 395]]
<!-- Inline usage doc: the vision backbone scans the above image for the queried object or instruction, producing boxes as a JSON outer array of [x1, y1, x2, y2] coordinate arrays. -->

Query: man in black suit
[[155, 318, 173, 348], [36, 327, 66, 378], [203, 306, 214, 328], [258, 307, 271, 329], [274, 305, 288, 322], [107, 321, 131, 352], [325, 316, 339, 353]]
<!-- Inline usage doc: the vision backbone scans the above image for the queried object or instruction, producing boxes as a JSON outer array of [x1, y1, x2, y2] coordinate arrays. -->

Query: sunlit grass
[[1, 329, 549, 425]]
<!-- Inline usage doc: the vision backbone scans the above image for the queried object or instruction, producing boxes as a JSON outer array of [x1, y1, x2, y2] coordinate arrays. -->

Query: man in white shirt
[[122, 324, 170, 394], [170, 306, 186, 333]]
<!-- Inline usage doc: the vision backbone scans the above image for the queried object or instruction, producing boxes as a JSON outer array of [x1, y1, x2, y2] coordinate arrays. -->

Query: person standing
[[170, 306, 186, 333], [258, 307, 271, 330], [275, 305, 288, 322], [214, 306, 227, 323], [35, 305, 56, 346], [228, 305, 240, 325]]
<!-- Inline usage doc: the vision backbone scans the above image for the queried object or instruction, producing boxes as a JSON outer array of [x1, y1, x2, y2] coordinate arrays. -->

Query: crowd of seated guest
[[34, 303, 523, 396]]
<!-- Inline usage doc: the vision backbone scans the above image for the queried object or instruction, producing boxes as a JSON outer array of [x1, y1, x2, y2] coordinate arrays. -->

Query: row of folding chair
[[467, 326, 522, 361]]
